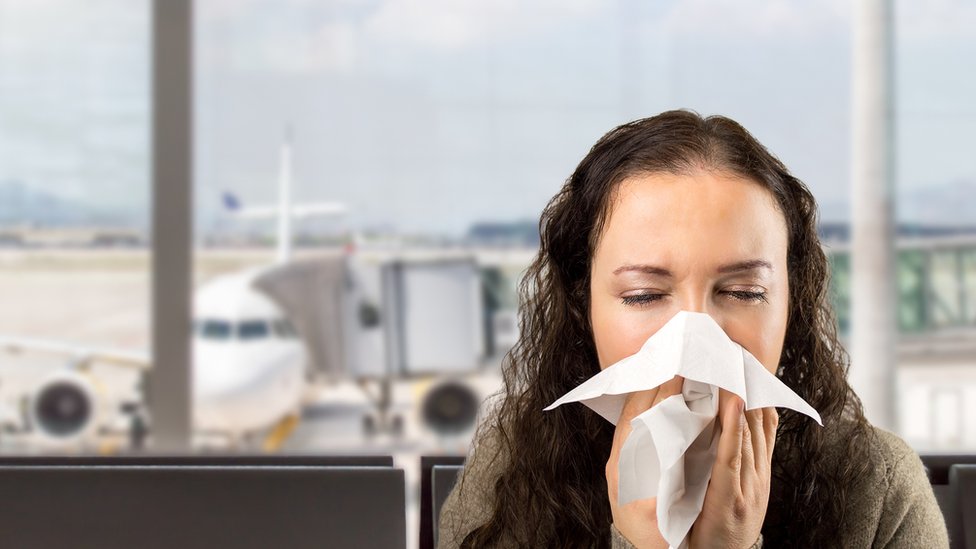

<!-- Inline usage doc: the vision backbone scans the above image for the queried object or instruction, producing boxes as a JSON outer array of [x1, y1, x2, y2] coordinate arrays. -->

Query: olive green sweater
[[437, 414, 949, 548]]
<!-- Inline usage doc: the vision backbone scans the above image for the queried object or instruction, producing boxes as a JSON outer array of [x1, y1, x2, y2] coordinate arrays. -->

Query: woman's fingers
[[651, 376, 684, 408], [606, 385, 674, 549], [609, 388, 658, 481], [715, 390, 745, 492], [607, 377, 688, 504], [619, 387, 658, 427], [745, 408, 765, 475], [692, 396, 772, 548], [618, 376, 685, 428], [763, 406, 779, 463]]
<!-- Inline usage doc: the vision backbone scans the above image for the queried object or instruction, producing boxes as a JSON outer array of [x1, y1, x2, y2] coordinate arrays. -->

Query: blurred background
[[0, 0, 974, 543]]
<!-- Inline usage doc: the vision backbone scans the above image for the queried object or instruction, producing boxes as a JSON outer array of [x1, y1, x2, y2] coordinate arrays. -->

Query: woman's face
[[589, 170, 790, 374]]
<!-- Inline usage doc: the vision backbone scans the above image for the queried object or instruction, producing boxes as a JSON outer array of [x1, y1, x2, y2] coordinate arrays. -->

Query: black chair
[[432, 465, 465, 547], [420, 455, 465, 549], [921, 455, 976, 549], [951, 464, 976, 549], [921, 454, 976, 485], [0, 454, 394, 467], [425, 454, 976, 548], [0, 458, 404, 549]]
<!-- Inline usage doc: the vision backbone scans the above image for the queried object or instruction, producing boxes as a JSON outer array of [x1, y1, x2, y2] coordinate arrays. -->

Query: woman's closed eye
[[620, 293, 666, 306], [620, 289, 768, 307], [723, 290, 768, 303]]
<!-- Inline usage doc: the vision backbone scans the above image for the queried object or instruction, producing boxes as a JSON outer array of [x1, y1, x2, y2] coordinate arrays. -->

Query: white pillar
[[850, 0, 897, 431]]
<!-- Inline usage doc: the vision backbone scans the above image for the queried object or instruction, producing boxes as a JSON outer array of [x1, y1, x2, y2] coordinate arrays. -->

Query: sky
[[1, 0, 975, 236]]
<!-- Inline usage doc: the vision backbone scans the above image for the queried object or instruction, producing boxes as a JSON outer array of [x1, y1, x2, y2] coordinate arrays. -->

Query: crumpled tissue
[[544, 311, 822, 549]]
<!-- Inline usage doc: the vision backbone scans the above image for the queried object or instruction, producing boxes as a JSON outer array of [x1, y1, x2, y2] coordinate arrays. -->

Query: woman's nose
[[673, 292, 727, 331], [675, 290, 709, 316]]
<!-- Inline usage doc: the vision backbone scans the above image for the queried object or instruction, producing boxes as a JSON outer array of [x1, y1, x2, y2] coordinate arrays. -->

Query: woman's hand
[[606, 380, 779, 549], [688, 390, 778, 549], [606, 376, 684, 549]]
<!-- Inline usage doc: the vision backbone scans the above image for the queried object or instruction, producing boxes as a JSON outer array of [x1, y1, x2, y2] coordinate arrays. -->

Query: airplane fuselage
[[192, 270, 307, 437]]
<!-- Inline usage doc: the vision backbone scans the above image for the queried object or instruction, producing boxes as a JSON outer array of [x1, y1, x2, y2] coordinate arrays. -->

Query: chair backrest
[[922, 455, 976, 549], [921, 454, 976, 485], [951, 464, 976, 549], [432, 465, 465, 547], [0, 464, 405, 549], [933, 482, 963, 549], [419, 455, 466, 549], [422, 456, 976, 548], [0, 454, 394, 467]]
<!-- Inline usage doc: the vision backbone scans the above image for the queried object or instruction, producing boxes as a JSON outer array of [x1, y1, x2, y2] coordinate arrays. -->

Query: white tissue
[[543, 311, 821, 549]]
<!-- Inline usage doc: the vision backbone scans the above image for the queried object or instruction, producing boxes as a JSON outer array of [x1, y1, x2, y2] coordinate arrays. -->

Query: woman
[[437, 110, 948, 548]]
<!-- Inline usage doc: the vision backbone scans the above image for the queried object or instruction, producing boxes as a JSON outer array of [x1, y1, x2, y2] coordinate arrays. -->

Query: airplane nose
[[192, 344, 252, 398], [192, 341, 300, 399]]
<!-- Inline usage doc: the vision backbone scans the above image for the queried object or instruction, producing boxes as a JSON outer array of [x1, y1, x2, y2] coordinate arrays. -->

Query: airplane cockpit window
[[198, 320, 232, 340], [237, 320, 270, 340], [272, 319, 299, 339]]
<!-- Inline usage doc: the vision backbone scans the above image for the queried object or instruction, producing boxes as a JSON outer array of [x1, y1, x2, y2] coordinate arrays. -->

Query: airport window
[[826, 251, 851, 335], [965, 250, 976, 325], [929, 250, 967, 329], [897, 250, 929, 333], [187, 0, 976, 460], [0, 0, 152, 453], [0, 0, 973, 462]]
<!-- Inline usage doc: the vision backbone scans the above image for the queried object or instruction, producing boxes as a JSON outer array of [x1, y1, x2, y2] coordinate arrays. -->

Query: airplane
[[0, 125, 512, 455], [0, 127, 348, 453]]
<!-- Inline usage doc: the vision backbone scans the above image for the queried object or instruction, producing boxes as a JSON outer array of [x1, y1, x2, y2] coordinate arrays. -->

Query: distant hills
[[899, 179, 976, 228], [0, 180, 141, 228]]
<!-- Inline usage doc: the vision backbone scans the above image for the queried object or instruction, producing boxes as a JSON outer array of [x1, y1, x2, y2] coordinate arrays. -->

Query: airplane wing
[[223, 192, 346, 220], [292, 202, 347, 219], [230, 206, 279, 219], [222, 192, 277, 219], [0, 336, 150, 370]]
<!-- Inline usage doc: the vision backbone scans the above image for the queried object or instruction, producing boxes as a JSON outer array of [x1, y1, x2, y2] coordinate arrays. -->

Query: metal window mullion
[[149, 0, 193, 451]]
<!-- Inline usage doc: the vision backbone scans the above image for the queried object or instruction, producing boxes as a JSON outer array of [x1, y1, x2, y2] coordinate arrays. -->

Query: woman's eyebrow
[[612, 259, 773, 277], [716, 259, 773, 274], [612, 264, 672, 277]]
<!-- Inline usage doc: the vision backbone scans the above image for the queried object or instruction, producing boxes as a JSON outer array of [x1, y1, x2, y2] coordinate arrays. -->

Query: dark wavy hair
[[460, 110, 872, 548]]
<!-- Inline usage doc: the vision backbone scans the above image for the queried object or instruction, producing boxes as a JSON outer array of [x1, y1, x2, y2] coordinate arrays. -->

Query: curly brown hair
[[460, 110, 872, 548]]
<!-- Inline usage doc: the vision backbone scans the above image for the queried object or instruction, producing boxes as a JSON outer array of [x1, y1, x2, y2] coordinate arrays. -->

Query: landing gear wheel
[[390, 414, 404, 438], [362, 413, 377, 437]]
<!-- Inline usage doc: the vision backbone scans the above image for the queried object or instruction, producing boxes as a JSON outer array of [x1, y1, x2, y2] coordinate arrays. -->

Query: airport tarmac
[[0, 248, 280, 349]]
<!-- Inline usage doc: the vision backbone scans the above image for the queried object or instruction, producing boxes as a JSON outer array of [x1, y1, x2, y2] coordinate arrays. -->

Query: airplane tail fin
[[222, 125, 347, 263], [222, 192, 242, 212]]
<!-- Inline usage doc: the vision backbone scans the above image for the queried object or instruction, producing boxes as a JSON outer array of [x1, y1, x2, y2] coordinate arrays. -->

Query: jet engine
[[28, 371, 100, 445], [420, 379, 481, 436]]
